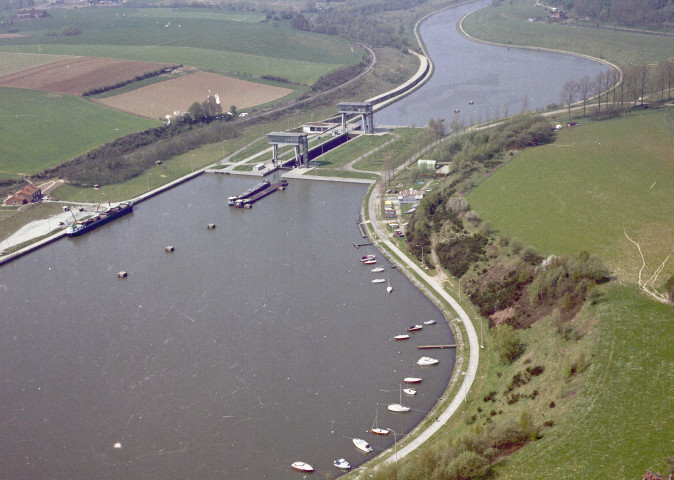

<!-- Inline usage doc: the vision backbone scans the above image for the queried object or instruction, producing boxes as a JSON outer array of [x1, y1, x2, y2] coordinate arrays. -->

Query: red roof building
[[4, 185, 42, 206]]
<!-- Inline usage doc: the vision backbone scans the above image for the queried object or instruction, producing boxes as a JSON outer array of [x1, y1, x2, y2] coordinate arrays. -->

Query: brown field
[[95, 71, 294, 119], [0, 57, 173, 95]]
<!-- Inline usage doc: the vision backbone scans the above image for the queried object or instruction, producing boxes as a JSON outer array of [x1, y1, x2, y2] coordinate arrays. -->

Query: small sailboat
[[388, 385, 410, 413], [403, 388, 417, 395], [404, 377, 422, 384], [371, 266, 385, 273], [386, 273, 393, 294], [372, 278, 385, 283], [370, 409, 389, 436], [394, 334, 410, 341], [424, 319, 437, 325]]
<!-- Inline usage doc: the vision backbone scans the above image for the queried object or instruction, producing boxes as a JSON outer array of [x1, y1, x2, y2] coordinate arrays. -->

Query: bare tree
[[635, 64, 650, 106], [577, 75, 593, 115], [561, 79, 579, 119], [594, 70, 605, 112], [603, 69, 617, 111]]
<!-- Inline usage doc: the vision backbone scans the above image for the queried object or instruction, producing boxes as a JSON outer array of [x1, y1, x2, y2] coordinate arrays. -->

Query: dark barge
[[65, 202, 133, 237], [228, 180, 270, 206], [235, 180, 288, 208]]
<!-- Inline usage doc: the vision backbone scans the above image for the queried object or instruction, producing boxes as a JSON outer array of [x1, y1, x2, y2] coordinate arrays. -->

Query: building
[[4, 185, 42, 206], [398, 189, 424, 204]]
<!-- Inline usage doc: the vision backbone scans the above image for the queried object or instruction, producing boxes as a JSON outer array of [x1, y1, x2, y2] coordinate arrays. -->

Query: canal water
[[1, 2, 614, 478], [0, 174, 454, 480], [376, 0, 611, 127]]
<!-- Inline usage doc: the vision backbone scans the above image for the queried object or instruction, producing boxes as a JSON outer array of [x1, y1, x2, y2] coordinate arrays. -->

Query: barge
[[228, 180, 270, 206], [65, 202, 133, 237], [235, 180, 288, 208]]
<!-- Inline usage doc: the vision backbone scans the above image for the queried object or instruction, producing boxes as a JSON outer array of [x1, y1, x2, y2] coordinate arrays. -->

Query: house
[[417, 159, 436, 174], [4, 185, 42, 206], [435, 165, 451, 177]]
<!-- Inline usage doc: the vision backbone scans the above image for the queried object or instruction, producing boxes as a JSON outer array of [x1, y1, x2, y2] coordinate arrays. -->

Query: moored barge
[[235, 180, 288, 208], [65, 202, 133, 237], [228, 180, 270, 206]]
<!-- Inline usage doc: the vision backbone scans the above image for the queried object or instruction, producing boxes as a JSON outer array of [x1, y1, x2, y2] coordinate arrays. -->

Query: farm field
[[0, 51, 77, 76], [0, 8, 363, 70], [0, 57, 173, 95], [95, 70, 293, 119], [467, 109, 674, 286], [0, 87, 159, 176]]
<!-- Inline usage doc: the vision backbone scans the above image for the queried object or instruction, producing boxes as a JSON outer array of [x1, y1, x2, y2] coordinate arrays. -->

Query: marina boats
[[372, 278, 385, 284], [403, 377, 422, 384], [291, 461, 314, 472], [424, 319, 437, 325], [65, 202, 133, 237], [407, 324, 423, 332], [417, 356, 439, 366], [333, 458, 351, 470], [403, 388, 417, 395], [388, 385, 411, 413], [386, 274, 393, 294], [371, 267, 385, 273], [228, 180, 270, 206], [370, 409, 389, 436], [353, 438, 373, 453], [360, 254, 376, 262], [394, 334, 410, 341], [363, 259, 377, 265]]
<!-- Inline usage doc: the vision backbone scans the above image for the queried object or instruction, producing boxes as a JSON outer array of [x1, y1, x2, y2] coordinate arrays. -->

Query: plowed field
[[95, 71, 293, 119], [0, 57, 172, 95]]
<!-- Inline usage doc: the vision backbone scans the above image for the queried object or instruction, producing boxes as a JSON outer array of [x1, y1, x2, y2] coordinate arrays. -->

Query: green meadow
[[462, 1, 674, 68], [468, 108, 674, 286], [0, 8, 363, 71], [0, 87, 159, 176], [0, 51, 77, 76]]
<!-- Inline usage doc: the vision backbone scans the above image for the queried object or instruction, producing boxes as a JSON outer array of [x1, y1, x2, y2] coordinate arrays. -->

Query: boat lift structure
[[266, 132, 309, 168], [337, 102, 375, 134]]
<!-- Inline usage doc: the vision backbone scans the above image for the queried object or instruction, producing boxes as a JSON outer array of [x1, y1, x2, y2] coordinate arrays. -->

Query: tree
[[594, 70, 605, 112], [577, 75, 593, 115], [493, 324, 525, 364], [635, 63, 650, 106], [187, 101, 205, 121], [229, 105, 238, 117], [560, 79, 578, 119]]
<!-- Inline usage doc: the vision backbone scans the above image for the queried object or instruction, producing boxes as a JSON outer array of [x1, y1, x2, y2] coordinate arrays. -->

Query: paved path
[[366, 177, 479, 464]]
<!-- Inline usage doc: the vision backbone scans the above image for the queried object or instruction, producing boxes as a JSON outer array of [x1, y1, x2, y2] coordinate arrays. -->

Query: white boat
[[371, 267, 385, 273], [403, 388, 417, 395], [372, 278, 385, 283], [360, 254, 375, 262], [403, 377, 422, 384], [424, 319, 437, 325], [407, 324, 423, 332], [363, 259, 377, 265], [353, 438, 373, 453], [417, 356, 439, 366], [291, 461, 314, 472], [388, 385, 410, 412], [386, 273, 392, 294], [371, 409, 389, 436], [334, 458, 351, 470], [394, 334, 410, 341]]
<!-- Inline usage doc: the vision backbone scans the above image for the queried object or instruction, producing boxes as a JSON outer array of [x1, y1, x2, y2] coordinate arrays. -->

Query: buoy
[[165, 245, 175, 252], [117, 271, 128, 278], [207, 223, 216, 229]]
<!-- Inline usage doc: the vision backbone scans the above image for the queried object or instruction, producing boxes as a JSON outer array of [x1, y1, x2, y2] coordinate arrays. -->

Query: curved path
[[365, 177, 479, 464]]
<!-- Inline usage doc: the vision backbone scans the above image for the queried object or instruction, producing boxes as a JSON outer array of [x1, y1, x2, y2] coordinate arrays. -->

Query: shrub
[[493, 325, 525, 364]]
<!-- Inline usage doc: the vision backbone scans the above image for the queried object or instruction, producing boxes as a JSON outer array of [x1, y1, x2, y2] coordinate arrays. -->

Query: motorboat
[[363, 259, 377, 265], [372, 278, 385, 283], [403, 388, 417, 395], [371, 267, 385, 273], [387, 403, 410, 413], [404, 377, 422, 384], [334, 458, 351, 470], [417, 356, 439, 366], [360, 254, 375, 262], [353, 438, 373, 453], [291, 461, 314, 472], [407, 324, 423, 332], [424, 319, 437, 325], [394, 334, 410, 341]]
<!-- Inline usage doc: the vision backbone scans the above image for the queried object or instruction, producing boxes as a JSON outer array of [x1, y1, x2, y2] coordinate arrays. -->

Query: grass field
[[0, 87, 159, 177], [467, 108, 674, 287], [0, 51, 76, 76], [492, 284, 673, 479], [313, 134, 392, 169], [0, 8, 363, 70], [461, 1, 674, 68]]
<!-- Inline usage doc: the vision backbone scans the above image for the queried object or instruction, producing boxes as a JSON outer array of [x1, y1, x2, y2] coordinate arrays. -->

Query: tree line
[[560, 61, 674, 118], [549, 0, 674, 27], [82, 66, 181, 97]]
